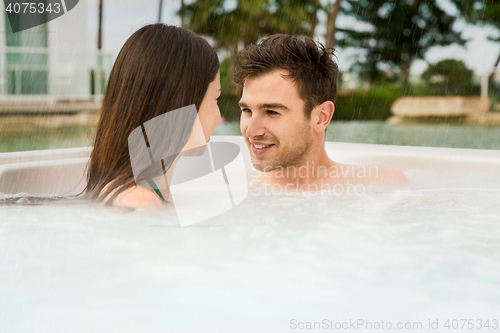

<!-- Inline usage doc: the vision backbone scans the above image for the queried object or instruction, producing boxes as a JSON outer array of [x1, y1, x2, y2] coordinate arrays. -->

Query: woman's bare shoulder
[[102, 185, 165, 210]]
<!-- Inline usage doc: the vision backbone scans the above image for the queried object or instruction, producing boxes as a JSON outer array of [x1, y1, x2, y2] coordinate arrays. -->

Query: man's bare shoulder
[[250, 163, 408, 189], [333, 163, 408, 187], [360, 164, 408, 187]]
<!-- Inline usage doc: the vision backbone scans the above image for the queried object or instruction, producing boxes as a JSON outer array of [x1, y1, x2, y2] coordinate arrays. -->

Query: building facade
[[1, 5, 109, 100]]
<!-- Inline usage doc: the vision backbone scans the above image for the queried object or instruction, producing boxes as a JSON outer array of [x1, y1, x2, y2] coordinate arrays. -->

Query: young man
[[234, 34, 408, 192]]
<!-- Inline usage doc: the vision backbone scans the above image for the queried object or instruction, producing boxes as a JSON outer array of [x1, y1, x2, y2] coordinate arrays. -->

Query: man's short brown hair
[[234, 34, 338, 118]]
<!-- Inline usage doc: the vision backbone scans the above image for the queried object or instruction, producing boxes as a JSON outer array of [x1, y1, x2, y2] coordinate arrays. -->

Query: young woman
[[83, 24, 221, 209]]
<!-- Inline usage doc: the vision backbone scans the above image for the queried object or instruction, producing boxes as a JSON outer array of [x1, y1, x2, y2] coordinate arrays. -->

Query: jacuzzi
[[1, 136, 499, 332]]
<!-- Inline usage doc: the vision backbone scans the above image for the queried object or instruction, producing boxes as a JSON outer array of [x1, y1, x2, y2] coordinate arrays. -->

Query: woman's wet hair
[[84, 24, 220, 204], [0, 24, 219, 206]]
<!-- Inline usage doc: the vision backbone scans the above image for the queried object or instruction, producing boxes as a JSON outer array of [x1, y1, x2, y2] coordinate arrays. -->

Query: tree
[[95, 0, 105, 95], [338, 0, 467, 88], [450, 0, 500, 92], [421, 59, 480, 96], [158, 0, 164, 22], [325, 0, 342, 49], [180, 0, 186, 27], [98, 0, 103, 51], [179, 0, 321, 93]]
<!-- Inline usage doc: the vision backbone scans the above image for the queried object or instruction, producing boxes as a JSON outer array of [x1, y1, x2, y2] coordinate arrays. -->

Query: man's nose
[[244, 113, 266, 139]]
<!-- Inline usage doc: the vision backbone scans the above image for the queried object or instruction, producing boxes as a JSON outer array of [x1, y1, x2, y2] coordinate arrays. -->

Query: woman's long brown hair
[[83, 24, 220, 204]]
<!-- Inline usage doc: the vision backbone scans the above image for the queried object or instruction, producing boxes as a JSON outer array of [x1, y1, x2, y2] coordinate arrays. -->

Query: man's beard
[[252, 121, 312, 172]]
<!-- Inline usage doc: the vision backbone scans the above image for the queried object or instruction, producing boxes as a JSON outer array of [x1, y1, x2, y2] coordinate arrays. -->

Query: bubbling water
[[0, 169, 499, 332]]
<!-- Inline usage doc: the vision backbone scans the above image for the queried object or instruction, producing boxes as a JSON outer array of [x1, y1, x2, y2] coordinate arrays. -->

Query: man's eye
[[267, 110, 279, 115], [241, 108, 251, 113]]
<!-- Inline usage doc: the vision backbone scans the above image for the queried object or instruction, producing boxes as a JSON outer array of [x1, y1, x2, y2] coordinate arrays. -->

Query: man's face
[[239, 70, 313, 172]]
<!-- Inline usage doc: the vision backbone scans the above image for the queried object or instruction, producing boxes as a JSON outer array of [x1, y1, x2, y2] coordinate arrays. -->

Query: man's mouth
[[251, 142, 275, 155], [254, 144, 273, 149]]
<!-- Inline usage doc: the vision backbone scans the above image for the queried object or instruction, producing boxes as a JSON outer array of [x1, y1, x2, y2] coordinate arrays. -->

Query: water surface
[[0, 171, 499, 332], [2, 121, 498, 153]]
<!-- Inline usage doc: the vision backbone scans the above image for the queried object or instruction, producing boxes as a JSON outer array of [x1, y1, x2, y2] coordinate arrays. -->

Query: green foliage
[[218, 93, 241, 122], [451, 0, 500, 96], [181, 0, 322, 116], [452, 0, 500, 44], [181, 0, 487, 122], [450, 0, 500, 31], [338, 0, 466, 85], [421, 59, 480, 96], [180, 0, 320, 48], [332, 82, 455, 121], [218, 58, 241, 121], [334, 85, 403, 121], [489, 81, 500, 105]]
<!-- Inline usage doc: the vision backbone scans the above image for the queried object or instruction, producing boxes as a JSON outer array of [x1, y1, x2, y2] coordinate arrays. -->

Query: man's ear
[[311, 101, 334, 133]]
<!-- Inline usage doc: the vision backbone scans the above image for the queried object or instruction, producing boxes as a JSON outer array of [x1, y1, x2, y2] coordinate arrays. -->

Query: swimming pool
[[1, 136, 499, 332], [2, 120, 500, 153]]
